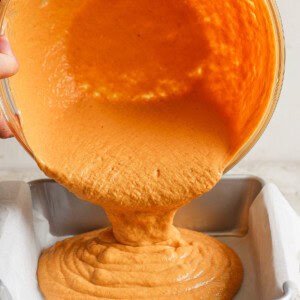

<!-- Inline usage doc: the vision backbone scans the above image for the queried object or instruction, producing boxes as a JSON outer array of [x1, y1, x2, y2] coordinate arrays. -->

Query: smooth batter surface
[[7, 0, 275, 299]]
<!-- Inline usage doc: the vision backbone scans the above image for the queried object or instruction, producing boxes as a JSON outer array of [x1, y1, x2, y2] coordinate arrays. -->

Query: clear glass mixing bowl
[[0, 0, 285, 170]]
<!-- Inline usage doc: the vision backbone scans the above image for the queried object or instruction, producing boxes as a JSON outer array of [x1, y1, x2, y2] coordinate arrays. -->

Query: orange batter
[[7, 0, 276, 299]]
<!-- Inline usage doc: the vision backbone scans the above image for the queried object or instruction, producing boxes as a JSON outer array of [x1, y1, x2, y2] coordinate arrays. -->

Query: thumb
[[0, 35, 18, 79], [0, 35, 17, 138]]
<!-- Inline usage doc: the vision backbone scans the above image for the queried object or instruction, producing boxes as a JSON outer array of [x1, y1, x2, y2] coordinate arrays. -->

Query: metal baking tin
[[28, 175, 298, 300]]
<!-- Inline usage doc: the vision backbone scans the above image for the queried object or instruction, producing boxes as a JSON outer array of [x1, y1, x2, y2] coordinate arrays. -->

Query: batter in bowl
[[7, 0, 275, 298]]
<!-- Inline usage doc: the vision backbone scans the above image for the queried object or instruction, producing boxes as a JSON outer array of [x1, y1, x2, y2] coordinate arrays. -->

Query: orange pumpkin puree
[[7, 0, 275, 299]]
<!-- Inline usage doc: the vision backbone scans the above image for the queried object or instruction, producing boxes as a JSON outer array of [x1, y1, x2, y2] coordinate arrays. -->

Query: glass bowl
[[0, 0, 285, 170]]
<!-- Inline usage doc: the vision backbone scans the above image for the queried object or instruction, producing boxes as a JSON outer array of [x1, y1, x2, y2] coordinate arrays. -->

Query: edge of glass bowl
[[0, 78, 33, 156], [0, 0, 285, 170], [225, 0, 285, 171], [0, 0, 33, 156]]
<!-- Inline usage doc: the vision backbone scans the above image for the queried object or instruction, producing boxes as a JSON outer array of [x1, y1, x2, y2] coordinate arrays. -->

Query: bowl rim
[[224, 0, 286, 171]]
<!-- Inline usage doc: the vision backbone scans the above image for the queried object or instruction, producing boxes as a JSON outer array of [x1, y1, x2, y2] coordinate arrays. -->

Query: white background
[[0, 0, 300, 211]]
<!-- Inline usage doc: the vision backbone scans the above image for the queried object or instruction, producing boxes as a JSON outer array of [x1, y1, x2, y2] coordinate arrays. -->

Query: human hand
[[0, 35, 18, 138]]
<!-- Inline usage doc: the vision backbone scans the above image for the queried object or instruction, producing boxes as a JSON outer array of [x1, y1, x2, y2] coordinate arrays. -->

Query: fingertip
[[0, 130, 13, 139], [0, 34, 19, 79], [0, 115, 13, 139]]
